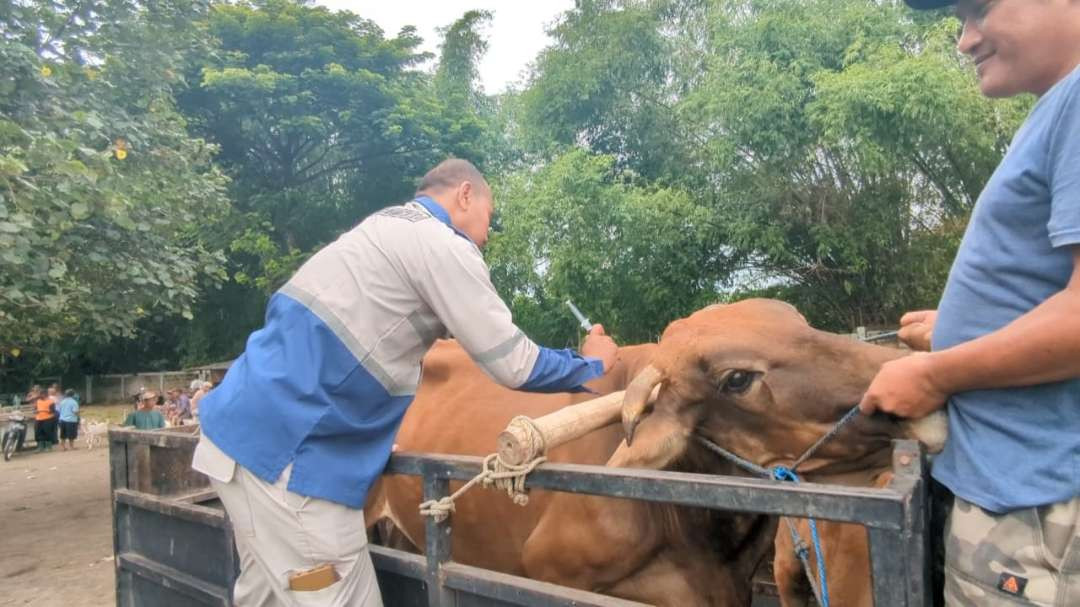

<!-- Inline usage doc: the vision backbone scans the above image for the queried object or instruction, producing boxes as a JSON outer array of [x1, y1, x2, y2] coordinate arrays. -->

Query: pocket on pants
[[1035, 496, 1080, 575], [289, 547, 382, 607], [946, 497, 1061, 605]]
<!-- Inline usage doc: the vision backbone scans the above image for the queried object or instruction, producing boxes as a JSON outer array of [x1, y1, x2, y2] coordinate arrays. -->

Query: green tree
[[172, 2, 506, 363], [686, 0, 1029, 327], [517, 0, 1030, 329], [180, 1, 492, 286], [0, 0, 228, 362], [519, 0, 692, 180], [487, 149, 728, 345], [433, 10, 517, 172]]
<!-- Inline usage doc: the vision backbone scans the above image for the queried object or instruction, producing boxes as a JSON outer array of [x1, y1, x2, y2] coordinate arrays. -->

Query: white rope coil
[[500, 415, 547, 465], [418, 452, 548, 523]]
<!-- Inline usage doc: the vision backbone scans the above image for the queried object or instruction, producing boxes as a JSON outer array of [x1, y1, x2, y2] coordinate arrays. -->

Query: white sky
[[314, 1, 575, 93]]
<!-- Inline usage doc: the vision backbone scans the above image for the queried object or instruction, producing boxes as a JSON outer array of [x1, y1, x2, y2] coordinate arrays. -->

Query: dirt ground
[[0, 446, 114, 606], [0, 405, 136, 607]]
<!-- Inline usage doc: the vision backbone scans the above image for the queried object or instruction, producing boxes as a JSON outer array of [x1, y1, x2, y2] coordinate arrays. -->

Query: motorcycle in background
[[2, 409, 27, 461]]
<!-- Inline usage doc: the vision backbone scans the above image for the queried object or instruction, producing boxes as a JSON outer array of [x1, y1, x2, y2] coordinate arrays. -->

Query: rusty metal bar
[[387, 451, 909, 530]]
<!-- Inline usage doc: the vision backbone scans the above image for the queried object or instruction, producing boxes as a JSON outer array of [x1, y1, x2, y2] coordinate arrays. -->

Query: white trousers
[[193, 436, 384, 607]]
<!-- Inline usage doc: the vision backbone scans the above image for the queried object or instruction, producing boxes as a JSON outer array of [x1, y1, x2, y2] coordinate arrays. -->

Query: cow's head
[[620, 299, 946, 478]]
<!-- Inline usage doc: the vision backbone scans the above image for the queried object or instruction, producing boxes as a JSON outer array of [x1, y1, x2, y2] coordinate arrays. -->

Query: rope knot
[[418, 452, 547, 522], [792, 536, 810, 561], [771, 466, 799, 483], [418, 497, 455, 523]]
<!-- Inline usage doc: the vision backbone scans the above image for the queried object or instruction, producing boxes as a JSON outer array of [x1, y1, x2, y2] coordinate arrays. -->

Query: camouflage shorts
[[945, 495, 1080, 606]]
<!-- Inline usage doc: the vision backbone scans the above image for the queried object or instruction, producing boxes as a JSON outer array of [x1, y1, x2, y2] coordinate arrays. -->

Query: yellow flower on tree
[[40, 65, 52, 77]]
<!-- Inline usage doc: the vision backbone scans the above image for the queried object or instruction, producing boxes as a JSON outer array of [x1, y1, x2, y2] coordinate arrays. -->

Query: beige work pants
[[193, 436, 383, 607]]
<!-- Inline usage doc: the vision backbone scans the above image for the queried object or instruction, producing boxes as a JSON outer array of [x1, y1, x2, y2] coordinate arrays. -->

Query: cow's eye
[[721, 370, 754, 394]]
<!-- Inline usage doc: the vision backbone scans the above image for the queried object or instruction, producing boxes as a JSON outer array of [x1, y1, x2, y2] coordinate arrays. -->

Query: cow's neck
[[802, 465, 890, 488], [792, 333, 908, 487], [796, 443, 895, 487]]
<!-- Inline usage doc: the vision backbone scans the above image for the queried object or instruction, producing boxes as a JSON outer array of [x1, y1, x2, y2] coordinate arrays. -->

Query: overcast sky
[[314, 1, 575, 93]]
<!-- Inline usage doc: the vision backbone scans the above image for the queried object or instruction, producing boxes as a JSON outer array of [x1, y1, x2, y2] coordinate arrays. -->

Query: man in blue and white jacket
[[192, 159, 618, 606]]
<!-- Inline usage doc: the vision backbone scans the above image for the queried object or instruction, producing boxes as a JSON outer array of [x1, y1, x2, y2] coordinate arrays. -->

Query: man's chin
[[978, 76, 1019, 98]]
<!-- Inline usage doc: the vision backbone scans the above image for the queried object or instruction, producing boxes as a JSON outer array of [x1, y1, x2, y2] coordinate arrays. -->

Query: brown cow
[[366, 338, 777, 606], [618, 299, 947, 607]]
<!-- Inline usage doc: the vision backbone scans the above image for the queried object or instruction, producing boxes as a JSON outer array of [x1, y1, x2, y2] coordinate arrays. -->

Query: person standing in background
[[57, 389, 79, 451]]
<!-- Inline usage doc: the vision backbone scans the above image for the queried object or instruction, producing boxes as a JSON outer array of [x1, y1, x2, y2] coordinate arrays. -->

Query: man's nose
[[956, 18, 983, 55]]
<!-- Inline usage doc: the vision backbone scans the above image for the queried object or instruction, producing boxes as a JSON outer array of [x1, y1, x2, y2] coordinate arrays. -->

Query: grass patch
[[78, 402, 137, 425]]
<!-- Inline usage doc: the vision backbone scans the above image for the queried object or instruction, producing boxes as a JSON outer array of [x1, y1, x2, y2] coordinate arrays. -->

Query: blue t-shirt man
[[58, 396, 79, 423], [932, 65, 1080, 513], [871, 2, 1080, 604]]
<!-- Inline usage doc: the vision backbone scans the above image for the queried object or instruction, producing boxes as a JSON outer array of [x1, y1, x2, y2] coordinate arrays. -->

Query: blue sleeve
[[517, 347, 604, 393], [1048, 73, 1080, 248]]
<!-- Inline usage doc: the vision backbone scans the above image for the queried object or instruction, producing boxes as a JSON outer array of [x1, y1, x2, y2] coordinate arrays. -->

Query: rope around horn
[[501, 414, 548, 465], [419, 451, 548, 523]]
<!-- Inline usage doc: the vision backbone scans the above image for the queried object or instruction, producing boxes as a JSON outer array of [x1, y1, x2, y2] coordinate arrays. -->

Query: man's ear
[[456, 181, 474, 211]]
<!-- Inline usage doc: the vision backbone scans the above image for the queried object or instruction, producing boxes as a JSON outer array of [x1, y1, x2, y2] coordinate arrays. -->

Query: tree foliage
[[180, 1, 442, 263], [0, 0, 228, 359], [487, 150, 729, 345], [3, 0, 1037, 385], [518, 0, 689, 179], [163, 1, 503, 365], [515, 0, 1030, 330]]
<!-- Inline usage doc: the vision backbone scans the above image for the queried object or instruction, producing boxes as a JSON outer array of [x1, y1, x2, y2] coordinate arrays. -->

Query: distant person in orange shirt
[[32, 387, 57, 451]]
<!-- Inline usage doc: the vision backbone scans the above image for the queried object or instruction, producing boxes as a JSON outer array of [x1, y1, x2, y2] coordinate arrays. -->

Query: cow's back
[[379, 340, 655, 573]]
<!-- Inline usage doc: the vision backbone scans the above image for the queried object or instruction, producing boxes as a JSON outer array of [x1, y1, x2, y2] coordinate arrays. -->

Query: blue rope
[[694, 404, 862, 607], [772, 467, 830, 607]]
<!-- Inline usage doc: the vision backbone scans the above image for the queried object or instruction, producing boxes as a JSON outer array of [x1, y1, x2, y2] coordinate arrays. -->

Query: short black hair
[[416, 158, 488, 195]]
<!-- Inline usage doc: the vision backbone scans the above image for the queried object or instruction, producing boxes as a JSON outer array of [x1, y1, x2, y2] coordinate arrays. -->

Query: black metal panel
[[371, 545, 427, 579], [377, 570, 430, 607], [455, 595, 520, 607], [371, 546, 430, 607], [891, 445, 932, 607], [115, 499, 235, 590], [109, 425, 932, 607], [110, 437, 129, 607], [387, 453, 906, 529], [370, 547, 651, 607], [127, 574, 218, 607], [424, 474, 457, 607], [442, 563, 650, 607], [118, 552, 229, 606], [116, 569, 134, 607], [867, 526, 909, 606]]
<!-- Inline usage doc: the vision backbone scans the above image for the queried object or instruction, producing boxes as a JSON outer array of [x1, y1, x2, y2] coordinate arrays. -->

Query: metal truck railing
[[109, 426, 930, 606]]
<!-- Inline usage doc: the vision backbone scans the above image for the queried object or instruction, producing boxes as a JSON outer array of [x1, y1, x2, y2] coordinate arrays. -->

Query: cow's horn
[[621, 365, 663, 446]]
